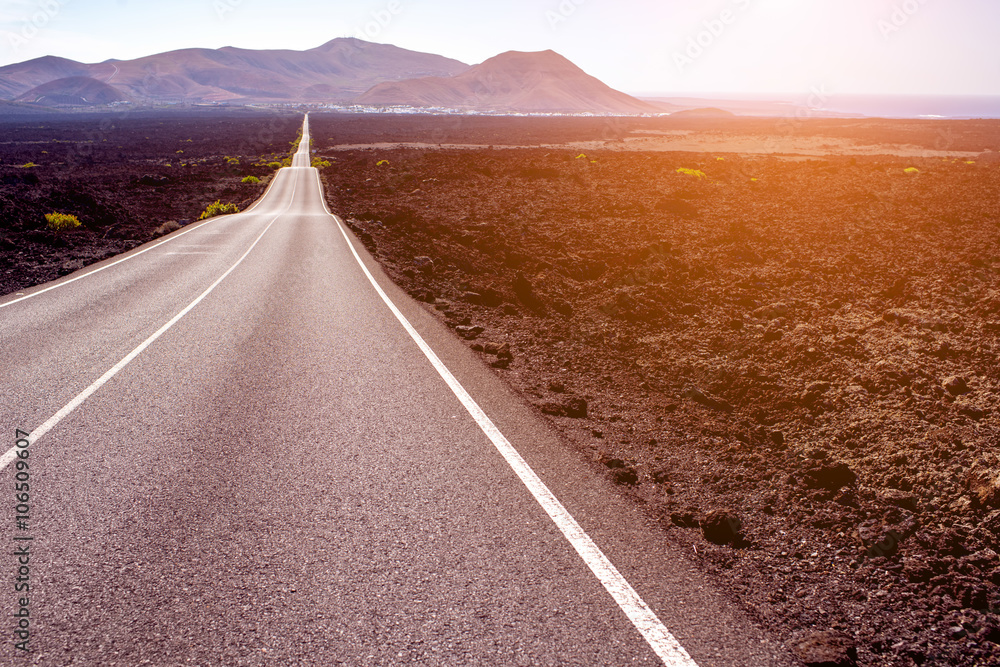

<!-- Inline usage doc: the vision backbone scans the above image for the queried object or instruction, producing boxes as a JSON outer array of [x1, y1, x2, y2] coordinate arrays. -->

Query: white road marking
[[0, 178, 296, 472], [317, 168, 698, 666], [0, 169, 288, 310]]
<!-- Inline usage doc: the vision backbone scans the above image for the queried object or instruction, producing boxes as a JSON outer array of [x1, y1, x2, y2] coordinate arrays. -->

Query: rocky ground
[[0, 109, 300, 294], [313, 114, 1000, 667]]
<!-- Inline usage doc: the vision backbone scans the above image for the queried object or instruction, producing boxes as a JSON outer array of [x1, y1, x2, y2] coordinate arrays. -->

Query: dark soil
[[0, 109, 301, 294], [313, 114, 1000, 667]]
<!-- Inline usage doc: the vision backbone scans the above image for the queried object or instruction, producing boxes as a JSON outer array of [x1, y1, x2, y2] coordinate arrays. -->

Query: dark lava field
[[313, 113, 1000, 667]]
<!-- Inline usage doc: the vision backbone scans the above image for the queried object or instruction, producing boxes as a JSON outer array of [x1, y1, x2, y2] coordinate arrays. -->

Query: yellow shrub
[[677, 167, 707, 178], [45, 212, 81, 232], [199, 200, 240, 220]]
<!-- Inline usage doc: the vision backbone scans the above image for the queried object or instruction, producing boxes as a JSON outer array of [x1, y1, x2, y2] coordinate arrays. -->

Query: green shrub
[[268, 161, 282, 170], [45, 212, 81, 232], [199, 200, 240, 220], [311, 157, 331, 169], [17, 162, 39, 169], [281, 157, 292, 168], [242, 175, 260, 184], [225, 156, 240, 165]]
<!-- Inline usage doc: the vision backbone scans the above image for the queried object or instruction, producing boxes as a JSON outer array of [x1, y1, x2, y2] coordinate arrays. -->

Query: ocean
[[644, 93, 1000, 120], [816, 94, 1000, 119]]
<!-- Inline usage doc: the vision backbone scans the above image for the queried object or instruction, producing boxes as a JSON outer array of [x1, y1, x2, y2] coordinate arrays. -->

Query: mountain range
[[0, 38, 661, 114], [357, 50, 659, 114]]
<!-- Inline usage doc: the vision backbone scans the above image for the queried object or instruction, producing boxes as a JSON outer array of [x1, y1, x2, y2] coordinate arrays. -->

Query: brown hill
[[0, 39, 469, 104], [15, 76, 129, 106], [356, 50, 661, 114], [0, 55, 91, 99]]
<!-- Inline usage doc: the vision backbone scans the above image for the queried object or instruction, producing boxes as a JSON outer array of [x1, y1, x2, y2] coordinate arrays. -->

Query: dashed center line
[[0, 179, 296, 471], [0, 169, 289, 311]]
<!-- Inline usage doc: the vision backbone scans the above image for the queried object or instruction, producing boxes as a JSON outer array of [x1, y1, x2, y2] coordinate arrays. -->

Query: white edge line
[[316, 169, 698, 667], [0, 178, 296, 472], [0, 167, 288, 310]]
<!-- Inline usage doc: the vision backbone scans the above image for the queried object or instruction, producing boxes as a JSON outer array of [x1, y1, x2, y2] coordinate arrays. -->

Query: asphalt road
[[0, 116, 794, 665]]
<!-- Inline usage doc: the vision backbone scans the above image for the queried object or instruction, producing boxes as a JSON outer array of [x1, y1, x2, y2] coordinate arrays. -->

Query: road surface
[[0, 116, 793, 665]]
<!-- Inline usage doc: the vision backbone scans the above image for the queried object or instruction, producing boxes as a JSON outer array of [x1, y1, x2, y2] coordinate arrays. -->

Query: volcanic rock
[[790, 631, 858, 667], [512, 272, 544, 311], [539, 396, 588, 418], [59, 259, 85, 274], [754, 302, 790, 319], [807, 381, 832, 394], [878, 489, 919, 511], [966, 456, 1000, 508], [413, 256, 435, 275], [602, 459, 639, 486], [803, 462, 858, 491], [943, 375, 971, 396], [455, 325, 484, 340], [683, 386, 734, 413], [700, 509, 743, 546], [958, 405, 987, 421]]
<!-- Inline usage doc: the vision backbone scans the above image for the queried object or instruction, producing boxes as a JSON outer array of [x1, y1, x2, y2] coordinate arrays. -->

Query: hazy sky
[[1, 0, 998, 97]]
